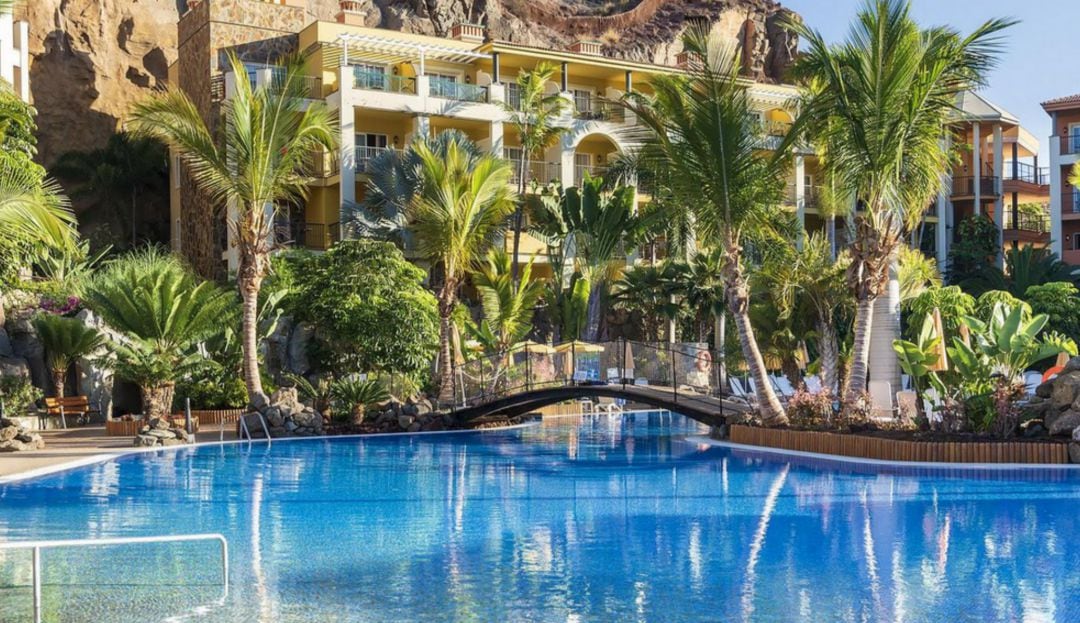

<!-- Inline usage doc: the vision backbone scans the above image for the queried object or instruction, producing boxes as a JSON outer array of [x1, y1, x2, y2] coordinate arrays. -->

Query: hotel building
[[168, 0, 1045, 276]]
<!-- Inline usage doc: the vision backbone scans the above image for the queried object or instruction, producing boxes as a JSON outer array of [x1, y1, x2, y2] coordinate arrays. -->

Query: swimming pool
[[1, 412, 1079, 622]]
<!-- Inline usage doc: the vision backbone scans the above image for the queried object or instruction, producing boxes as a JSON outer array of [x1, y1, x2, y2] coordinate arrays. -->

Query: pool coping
[[693, 435, 1080, 470], [0, 421, 541, 485]]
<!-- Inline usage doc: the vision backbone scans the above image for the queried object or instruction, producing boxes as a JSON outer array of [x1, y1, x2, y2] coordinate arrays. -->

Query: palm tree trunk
[[510, 161, 528, 283], [868, 257, 901, 392], [239, 272, 267, 409], [52, 368, 65, 399], [143, 382, 175, 420], [583, 282, 603, 342], [781, 357, 802, 391], [436, 286, 456, 405], [816, 317, 839, 395], [845, 296, 875, 403], [729, 304, 787, 425], [714, 312, 727, 390]]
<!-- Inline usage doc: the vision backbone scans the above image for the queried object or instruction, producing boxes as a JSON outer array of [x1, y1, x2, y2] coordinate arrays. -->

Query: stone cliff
[[26, 0, 798, 165]]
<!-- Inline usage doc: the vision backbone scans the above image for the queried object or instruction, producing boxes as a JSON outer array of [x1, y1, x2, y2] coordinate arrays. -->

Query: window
[[505, 82, 521, 111], [1073, 188, 1080, 214], [573, 89, 592, 113], [356, 134, 388, 172], [503, 147, 524, 163], [1073, 233, 1080, 251], [1070, 124, 1080, 154], [353, 64, 386, 90], [574, 153, 592, 168]]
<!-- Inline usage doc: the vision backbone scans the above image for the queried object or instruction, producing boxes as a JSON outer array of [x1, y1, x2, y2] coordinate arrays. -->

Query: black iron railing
[[1005, 162, 1049, 185], [951, 176, 999, 197]]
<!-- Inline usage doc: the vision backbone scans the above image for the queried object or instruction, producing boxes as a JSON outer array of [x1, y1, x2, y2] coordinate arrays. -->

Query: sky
[[783, 0, 1080, 157]]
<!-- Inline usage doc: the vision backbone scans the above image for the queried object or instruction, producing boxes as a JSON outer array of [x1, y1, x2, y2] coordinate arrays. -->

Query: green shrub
[[0, 376, 43, 416], [1024, 282, 1080, 340], [174, 376, 248, 410]]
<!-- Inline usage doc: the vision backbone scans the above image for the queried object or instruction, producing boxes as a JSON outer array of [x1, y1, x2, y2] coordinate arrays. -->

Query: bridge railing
[[453, 339, 726, 408]]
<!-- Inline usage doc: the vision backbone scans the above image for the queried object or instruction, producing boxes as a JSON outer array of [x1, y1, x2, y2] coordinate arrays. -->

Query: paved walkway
[[0, 426, 239, 480]]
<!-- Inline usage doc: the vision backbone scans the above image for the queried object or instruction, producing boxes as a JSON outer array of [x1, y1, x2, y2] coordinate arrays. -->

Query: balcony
[[1004, 211, 1050, 233], [1064, 192, 1080, 215], [1060, 134, 1080, 156], [352, 67, 416, 94], [355, 146, 399, 173], [508, 160, 561, 187], [277, 221, 341, 251], [1004, 161, 1049, 186], [574, 97, 625, 123], [429, 77, 488, 103], [950, 176, 999, 198], [764, 120, 792, 137]]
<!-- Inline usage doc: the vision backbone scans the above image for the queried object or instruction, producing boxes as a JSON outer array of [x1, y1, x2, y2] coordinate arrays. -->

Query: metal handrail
[[0, 533, 228, 623]]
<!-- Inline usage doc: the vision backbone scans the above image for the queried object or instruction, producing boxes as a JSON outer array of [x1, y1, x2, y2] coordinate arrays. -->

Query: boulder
[[0, 427, 16, 442], [133, 434, 159, 447], [0, 356, 30, 379], [397, 415, 415, 430], [414, 399, 433, 416], [1051, 372, 1080, 409], [264, 407, 284, 428], [407, 422, 422, 433], [147, 429, 174, 439], [1021, 421, 1047, 438], [0, 328, 12, 357], [1035, 380, 1054, 399], [1065, 356, 1080, 373], [149, 417, 171, 431], [1047, 410, 1080, 436], [286, 323, 314, 376], [401, 403, 419, 416]]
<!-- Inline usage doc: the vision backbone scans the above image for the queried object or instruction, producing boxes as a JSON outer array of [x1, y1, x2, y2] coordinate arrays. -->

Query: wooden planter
[[106, 415, 201, 437], [728, 425, 1071, 464]]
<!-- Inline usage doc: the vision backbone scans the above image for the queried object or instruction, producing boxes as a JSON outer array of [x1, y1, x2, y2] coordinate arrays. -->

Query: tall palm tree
[[501, 62, 569, 282], [409, 135, 516, 403], [622, 26, 790, 424], [85, 248, 235, 418], [468, 249, 546, 360], [32, 313, 106, 399], [787, 0, 1013, 407], [794, 233, 851, 393], [129, 52, 337, 409]]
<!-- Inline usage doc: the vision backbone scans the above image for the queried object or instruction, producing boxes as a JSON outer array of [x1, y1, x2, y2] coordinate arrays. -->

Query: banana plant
[[952, 302, 1076, 384], [892, 314, 946, 402]]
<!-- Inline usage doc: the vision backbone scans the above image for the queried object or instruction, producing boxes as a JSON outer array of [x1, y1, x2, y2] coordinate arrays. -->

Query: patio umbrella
[[622, 340, 635, 380], [928, 307, 949, 372], [554, 340, 605, 354], [510, 340, 556, 354]]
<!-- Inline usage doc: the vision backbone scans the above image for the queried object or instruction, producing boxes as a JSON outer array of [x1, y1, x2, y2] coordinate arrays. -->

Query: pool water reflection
[[1, 412, 1079, 622]]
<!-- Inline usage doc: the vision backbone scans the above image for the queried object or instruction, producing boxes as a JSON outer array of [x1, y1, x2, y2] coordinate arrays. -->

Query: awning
[[335, 33, 488, 70]]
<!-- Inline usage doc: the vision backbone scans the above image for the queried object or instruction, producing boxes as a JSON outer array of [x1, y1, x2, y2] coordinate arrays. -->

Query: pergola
[[334, 33, 488, 75]]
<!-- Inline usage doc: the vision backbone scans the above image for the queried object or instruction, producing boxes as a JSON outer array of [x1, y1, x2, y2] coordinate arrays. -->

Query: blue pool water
[[1, 412, 1079, 622]]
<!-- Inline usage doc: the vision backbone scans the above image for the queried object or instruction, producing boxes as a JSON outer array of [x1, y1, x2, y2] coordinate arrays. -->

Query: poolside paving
[[0, 426, 239, 479]]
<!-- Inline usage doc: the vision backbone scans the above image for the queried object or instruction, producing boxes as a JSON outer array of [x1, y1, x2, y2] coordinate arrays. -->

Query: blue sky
[[783, 0, 1080, 156]]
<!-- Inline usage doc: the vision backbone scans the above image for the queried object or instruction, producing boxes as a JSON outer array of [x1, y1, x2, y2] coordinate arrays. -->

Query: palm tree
[[52, 132, 168, 248], [501, 62, 569, 282], [467, 249, 546, 360], [128, 52, 337, 409], [622, 26, 790, 424], [348, 130, 484, 247], [787, 0, 1013, 407], [0, 164, 77, 326], [85, 248, 235, 418], [794, 234, 851, 393], [409, 135, 516, 403], [32, 314, 106, 399]]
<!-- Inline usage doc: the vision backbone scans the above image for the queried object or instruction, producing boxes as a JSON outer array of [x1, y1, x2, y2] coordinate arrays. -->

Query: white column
[[972, 122, 982, 215], [559, 133, 576, 187], [0, 13, 13, 87], [15, 19, 27, 101], [935, 187, 948, 269], [992, 124, 1004, 267], [794, 155, 806, 249], [488, 82, 505, 106], [1050, 117, 1064, 258], [338, 66, 356, 212], [488, 121, 504, 156]]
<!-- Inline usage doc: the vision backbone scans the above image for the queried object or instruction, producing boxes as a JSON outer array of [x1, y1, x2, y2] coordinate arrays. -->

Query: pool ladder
[[237, 412, 272, 446], [0, 533, 229, 623]]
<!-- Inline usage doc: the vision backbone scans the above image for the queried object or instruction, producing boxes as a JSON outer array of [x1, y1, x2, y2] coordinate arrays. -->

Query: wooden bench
[[43, 397, 98, 429]]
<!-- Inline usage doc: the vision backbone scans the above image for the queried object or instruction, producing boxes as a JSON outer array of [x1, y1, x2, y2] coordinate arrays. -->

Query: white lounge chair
[[1024, 371, 1042, 395], [729, 377, 755, 406], [596, 395, 623, 414], [868, 380, 895, 420], [772, 375, 796, 398], [923, 387, 942, 426]]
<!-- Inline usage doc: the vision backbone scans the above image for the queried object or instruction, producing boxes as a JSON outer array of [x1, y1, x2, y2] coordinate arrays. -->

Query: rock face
[[26, 0, 799, 166], [0, 417, 45, 452], [1025, 361, 1080, 442]]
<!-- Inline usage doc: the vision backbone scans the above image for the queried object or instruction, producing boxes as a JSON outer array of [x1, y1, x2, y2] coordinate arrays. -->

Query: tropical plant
[[973, 289, 1030, 322], [330, 377, 389, 425], [787, 0, 1013, 410], [892, 314, 946, 420], [31, 313, 106, 399], [622, 25, 792, 424], [348, 130, 484, 247], [965, 245, 1078, 297], [0, 375, 42, 417], [897, 245, 941, 302], [1024, 282, 1080, 341], [613, 261, 687, 341], [532, 176, 656, 342], [128, 52, 336, 409], [946, 215, 999, 286], [51, 132, 168, 247], [467, 249, 546, 359], [408, 134, 516, 403], [905, 285, 975, 341], [285, 373, 334, 417], [500, 62, 570, 281], [682, 247, 729, 348], [793, 234, 851, 393], [84, 248, 236, 418], [283, 240, 438, 379]]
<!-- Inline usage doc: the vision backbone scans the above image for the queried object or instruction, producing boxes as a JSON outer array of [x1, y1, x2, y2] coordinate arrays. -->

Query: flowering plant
[[787, 388, 834, 428]]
